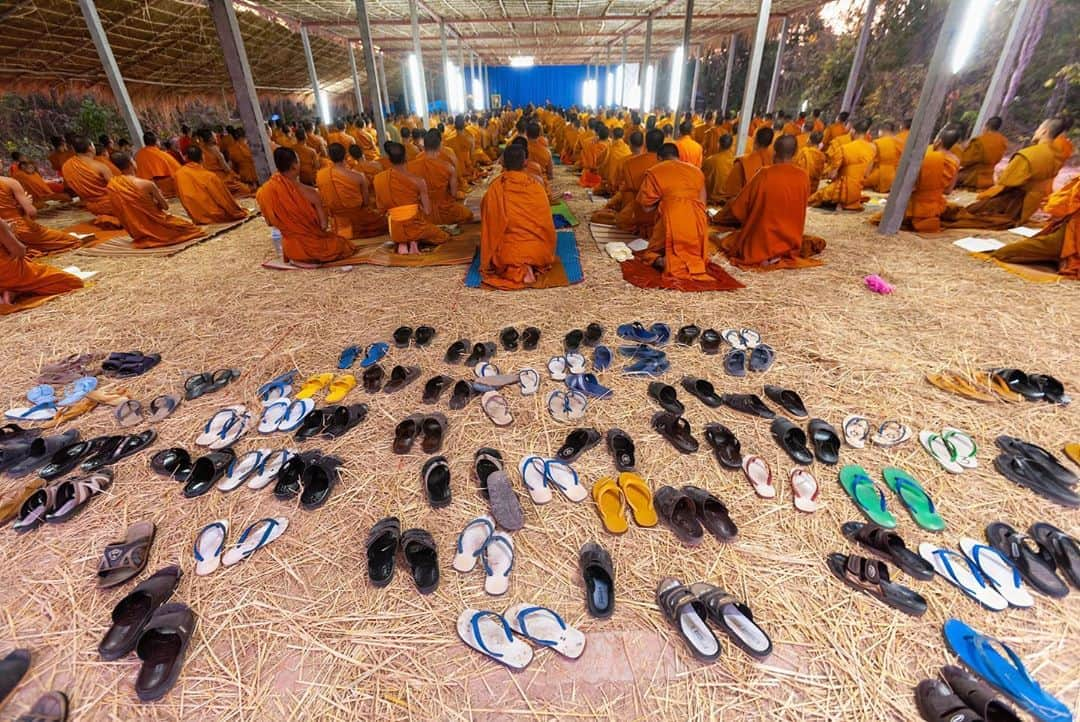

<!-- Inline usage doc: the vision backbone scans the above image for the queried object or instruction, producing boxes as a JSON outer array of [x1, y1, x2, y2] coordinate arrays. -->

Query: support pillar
[[841, 0, 877, 113], [377, 52, 390, 114], [605, 46, 613, 107], [439, 20, 451, 109], [689, 49, 701, 114], [76, 0, 144, 149], [973, 0, 1034, 133], [735, 0, 771, 155], [353, 0, 386, 142], [641, 13, 653, 115], [299, 26, 326, 122], [408, 0, 429, 126], [879, 0, 973, 235], [400, 57, 412, 114], [348, 44, 364, 114], [722, 33, 736, 115], [679, 0, 694, 116], [620, 34, 628, 107], [766, 16, 789, 113]]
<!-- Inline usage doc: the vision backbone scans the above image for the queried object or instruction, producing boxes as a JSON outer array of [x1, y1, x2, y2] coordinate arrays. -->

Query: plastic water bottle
[[270, 227, 283, 260]]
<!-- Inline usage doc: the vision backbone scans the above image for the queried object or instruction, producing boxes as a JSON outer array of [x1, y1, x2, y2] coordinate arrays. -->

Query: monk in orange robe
[[720, 136, 826, 270], [871, 128, 961, 233], [302, 122, 328, 158], [865, 122, 904, 193], [228, 128, 259, 186], [991, 174, 1080, 278], [635, 143, 714, 283], [821, 112, 849, 149], [1051, 116, 1073, 168], [0, 219, 83, 309], [794, 131, 827, 193], [315, 143, 387, 240], [445, 116, 479, 182], [956, 116, 1009, 191], [479, 145, 557, 290], [327, 121, 355, 151], [598, 127, 632, 196], [292, 129, 320, 186], [96, 137, 123, 176], [811, 110, 825, 134], [0, 176, 86, 256], [896, 118, 912, 147], [133, 131, 182, 198], [47, 137, 74, 179], [196, 129, 252, 196], [372, 142, 450, 255], [944, 119, 1065, 230], [675, 120, 704, 168], [354, 120, 379, 161], [560, 119, 582, 165], [407, 130, 473, 226], [404, 129, 422, 162], [702, 134, 736, 205], [718, 127, 774, 206], [578, 124, 609, 189], [174, 145, 250, 224], [106, 153, 205, 249], [9, 158, 71, 206], [256, 147, 358, 264], [526, 122, 553, 180], [62, 137, 120, 226], [809, 118, 875, 210]]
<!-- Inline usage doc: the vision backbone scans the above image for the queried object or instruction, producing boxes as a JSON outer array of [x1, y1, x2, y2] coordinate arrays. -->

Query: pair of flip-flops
[[547, 353, 586, 380], [193, 517, 289, 575], [101, 351, 160, 378], [620, 345, 670, 376], [457, 604, 586, 669], [498, 326, 541, 351], [616, 321, 670, 346], [770, 417, 840, 465], [212, 447, 299, 493], [365, 518, 440, 593], [564, 323, 605, 351], [919, 538, 1033, 611], [115, 395, 180, 427], [546, 389, 587, 423], [920, 427, 978, 473], [5, 378, 98, 421], [452, 515, 515, 595], [986, 368, 1070, 405], [338, 342, 389, 370], [992, 436, 1079, 508], [656, 578, 773, 662], [843, 416, 912, 448], [738, 455, 820, 511], [592, 473, 658, 533], [839, 464, 945, 531], [566, 372, 612, 399], [724, 344, 775, 376], [519, 456, 587, 504], [183, 368, 239, 400], [11, 469, 114, 532], [392, 325, 436, 348], [258, 399, 314, 435], [195, 406, 251, 449]]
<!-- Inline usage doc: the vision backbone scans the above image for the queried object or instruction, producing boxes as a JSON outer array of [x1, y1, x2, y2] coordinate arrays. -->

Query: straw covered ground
[[0, 164, 1077, 721]]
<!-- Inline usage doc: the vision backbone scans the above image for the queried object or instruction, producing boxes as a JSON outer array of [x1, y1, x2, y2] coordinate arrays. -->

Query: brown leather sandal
[[97, 521, 156, 589]]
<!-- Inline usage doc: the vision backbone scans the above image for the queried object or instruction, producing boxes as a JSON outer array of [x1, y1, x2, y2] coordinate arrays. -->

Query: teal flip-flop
[[838, 465, 897, 528], [882, 466, 945, 531]]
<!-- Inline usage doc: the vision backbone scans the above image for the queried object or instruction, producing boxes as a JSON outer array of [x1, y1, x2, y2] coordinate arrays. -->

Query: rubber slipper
[[565, 353, 588, 374], [486, 470, 524, 531], [699, 328, 722, 354], [939, 665, 1023, 722], [44, 470, 113, 523], [482, 533, 514, 595], [294, 408, 332, 442], [504, 603, 586, 659], [521, 327, 541, 350], [547, 356, 568, 380], [566, 373, 612, 399], [555, 428, 601, 463], [958, 537, 1034, 608], [324, 374, 356, 403], [96, 520, 156, 588], [870, 419, 912, 448], [681, 377, 722, 407], [606, 428, 636, 472], [1028, 522, 1080, 589], [723, 349, 747, 377], [986, 521, 1069, 598], [654, 486, 704, 545], [275, 399, 312, 434], [771, 417, 813, 464], [702, 424, 741, 469], [295, 373, 332, 400], [676, 324, 701, 346], [763, 385, 807, 418], [647, 382, 683, 414], [457, 609, 533, 669], [392, 326, 413, 348], [622, 356, 670, 377], [748, 344, 775, 372], [113, 399, 143, 428], [740, 328, 762, 348], [80, 430, 156, 473], [591, 477, 627, 533], [384, 365, 421, 393], [789, 468, 820, 512], [920, 430, 965, 474], [564, 329, 584, 352], [420, 456, 451, 507], [445, 339, 470, 364], [942, 427, 978, 468], [720, 393, 775, 418], [994, 451, 1080, 506], [360, 342, 389, 369], [401, 528, 439, 594], [299, 454, 342, 510], [453, 516, 494, 573], [464, 342, 496, 367], [995, 435, 1077, 486], [689, 583, 771, 659], [422, 375, 453, 403], [721, 329, 745, 349], [414, 325, 436, 347], [742, 456, 775, 498], [919, 543, 1008, 611], [246, 449, 295, 490], [518, 368, 540, 396], [988, 368, 1043, 401], [322, 404, 367, 440], [592, 346, 613, 371], [26, 384, 56, 405], [193, 520, 229, 576], [338, 345, 360, 369], [257, 371, 296, 405], [222, 517, 288, 566], [826, 553, 927, 616], [838, 465, 897, 528], [882, 466, 945, 531], [218, 449, 267, 491], [808, 419, 840, 464], [582, 322, 604, 347], [0, 649, 31, 708], [616, 472, 657, 526], [652, 412, 698, 453], [366, 517, 400, 587], [257, 400, 290, 434], [182, 449, 236, 498], [1029, 374, 1070, 405], [56, 377, 97, 407], [150, 447, 193, 481], [41, 435, 120, 480], [481, 391, 513, 427], [649, 323, 670, 345], [4, 402, 57, 421], [656, 577, 721, 661], [518, 456, 553, 504], [840, 522, 934, 580], [914, 679, 982, 722], [579, 542, 615, 617], [146, 395, 180, 423], [681, 485, 735, 539], [499, 327, 520, 351], [616, 322, 659, 345], [195, 405, 245, 446], [843, 414, 871, 448]]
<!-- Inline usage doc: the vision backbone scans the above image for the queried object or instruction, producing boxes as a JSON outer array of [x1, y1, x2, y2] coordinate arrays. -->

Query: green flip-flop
[[838, 465, 897, 529], [881, 467, 945, 531]]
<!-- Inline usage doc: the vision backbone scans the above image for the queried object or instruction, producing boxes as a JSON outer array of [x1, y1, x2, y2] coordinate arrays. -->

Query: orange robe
[[200, 143, 252, 196], [793, 146, 826, 193], [809, 138, 875, 210], [230, 140, 258, 185], [407, 155, 473, 225], [356, 132, 379, 162], [866, 136, 904, 193], [560, 128, 581, 164], [636, 160, 712, 282], [1052, 135, 1073, 169], [956, 131, 1008, 190], [256, 173, 356, 263], [702, 151, 735, 205], [174, 163, 249, 224], [945, 143, 1059, 229], [0, 183, 83, 255], [106, 175, 205, 248], [527, 139, 553, 179], [314, 165, 387, 240], [0, 245, 83, 309], [371, 169, 450, 246], [894, 149, 959, 233], [702, 127, 722, 158], [61, 155, 119, 224], [578, 139, 608, 189], [599, 139, 631, 194], [328, 131, 355, 149], [813, 118, 826, 134], [133, 146, 182, 197], [675, 136, 704, 168], [96, 153, 122, 177], [445, 133, 477, 180], [590, 152, 659, 234], [991, 176, 1080, 278], [822, 122, 847, 149], [721, 148, 771, 201], [479, 170, 557, 290], [10, 167, 70, 205], [48, 150, 74, 177], [294, 143, 319, 186]]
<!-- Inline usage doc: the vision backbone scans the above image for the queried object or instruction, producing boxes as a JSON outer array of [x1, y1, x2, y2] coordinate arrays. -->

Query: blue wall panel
[[486, 65, 589, 108]]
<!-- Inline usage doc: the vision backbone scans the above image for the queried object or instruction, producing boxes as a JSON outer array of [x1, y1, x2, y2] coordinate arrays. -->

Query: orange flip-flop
[[617, 472, 658, 527], [926, 371, 997, 403], [592, 477, 628, 534]]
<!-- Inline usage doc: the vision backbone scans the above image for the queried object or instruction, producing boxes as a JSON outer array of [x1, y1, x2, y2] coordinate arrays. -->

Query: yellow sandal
[[295, 373, 334, 400], [324, 374, 357, 403], [618, 472, 658, 527], [592, 477, 628, 534]]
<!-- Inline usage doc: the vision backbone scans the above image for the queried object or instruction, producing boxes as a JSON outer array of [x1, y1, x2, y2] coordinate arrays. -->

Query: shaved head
[[753, 127, 774, 149], [774, 135, 797, 161], [658, 142, 679, 161]]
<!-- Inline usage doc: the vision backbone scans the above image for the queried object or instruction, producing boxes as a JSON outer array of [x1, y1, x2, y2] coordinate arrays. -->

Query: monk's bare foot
[[396, 243, 409, 255], [408, 242, 420, 255], [1, 291, 13, 305], [523, 266, 537, 284]]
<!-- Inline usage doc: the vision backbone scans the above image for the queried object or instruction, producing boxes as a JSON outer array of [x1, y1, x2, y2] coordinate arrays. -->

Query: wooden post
[[735, 0, 772, 155], [973, 0, 1034, 133], [722, 33, 736, 115], [841, 0, 877, 113], [76, 0, 144, 149]]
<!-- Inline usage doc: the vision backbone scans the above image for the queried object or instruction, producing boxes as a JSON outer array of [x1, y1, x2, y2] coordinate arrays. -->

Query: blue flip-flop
[[623, 357, 670, 377], [724, 349, 747, 377], [56, 376, 98, 407], [649, 323, 671, 345], [360, 342, 389, 369], [4, 401, 57, 421], [567, 373, 613, 399], [338, 345, 361, 370], [257, 371, 297, 404], [617, 322, 660, 345], [617, 345, 666, 360], [943, 619, 1073, 722], [592, 346, 612, 371], [748, 344, 776, 372], [26, 385, 56, 405]]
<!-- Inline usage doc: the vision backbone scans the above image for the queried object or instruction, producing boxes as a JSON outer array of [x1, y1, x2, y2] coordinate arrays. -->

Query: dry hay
[[0, 164, 1077, 722]]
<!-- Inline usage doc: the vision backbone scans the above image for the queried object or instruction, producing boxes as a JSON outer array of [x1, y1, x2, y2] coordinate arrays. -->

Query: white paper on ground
[[952, 237, 1006, 253], [61, 266, 99, 280], [1007, 226, 1040, 238], [627, 238, 649, 252]]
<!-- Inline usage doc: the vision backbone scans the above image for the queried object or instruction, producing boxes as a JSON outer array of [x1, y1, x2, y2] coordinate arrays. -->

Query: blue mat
[[465, 230, 583, 288]]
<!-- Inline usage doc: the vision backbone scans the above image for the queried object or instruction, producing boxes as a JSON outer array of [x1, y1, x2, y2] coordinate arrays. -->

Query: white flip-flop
[[504, 603, 586, 659], [193, 519, 229, 576], [480, 391, 513, 427], [210, 411, 250, 450], [246, 449, 296, 490], [742, 456, 775, 498], [457, 609, 533, 669], [920, 430, 964, 474], [218, 449, 269, 491], [958, 537, 1034, 608], [918, 542, 1008, 612], [547, 356, 567, 381], [518, 368, 541, 396], [789, 468, 819, 512], [842, 415, 871, 449], [4, 403, 57, 421], [721, 329, 746, 350], [483, 533, 514, 595], [196, 405, 246, 446], [942, 427, 978, 468], [222, 517, 289, 567], [258, 399, 291, 434], [277, 399, 315, 433], [546, 390, 569, 423], [544, 459, 587, 502], [518, 457, 553, 504], [453, 516, 495, 573], [475, 362, 501, 379], [564, 390, 588, 420], [565, 353, 587, 374], [739, 328, 762, 348], [871, 420, 912, 448]]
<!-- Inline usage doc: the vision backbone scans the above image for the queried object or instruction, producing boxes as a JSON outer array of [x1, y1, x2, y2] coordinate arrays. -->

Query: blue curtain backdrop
[[487, 65, 589, 108]]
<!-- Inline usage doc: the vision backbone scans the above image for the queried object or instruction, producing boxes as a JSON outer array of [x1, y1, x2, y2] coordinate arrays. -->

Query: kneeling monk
[[956, 116, 1008, 191], [720, 136, 825, 270], [62, 137, 120, 226], [479, 145, 556, 289], [174, 145, 250, 224], [133, 131, 182, 197], [990, 175, 1080, 278], [9, 157, 71, 206], [870, 127, 960, 233], [106, 153, 206, 248], [407, 130, 473, 225], [635, 143, 714, 282], [809, 118, 875, 210], [372, 142, 449, 255], [0, 219, 83, 308], [0, 176, 87, 256], [316, 142, 388, 239], [256, 147, 358, 264]]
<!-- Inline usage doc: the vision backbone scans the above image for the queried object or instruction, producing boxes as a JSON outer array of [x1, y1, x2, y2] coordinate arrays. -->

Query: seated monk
[[327, 121, 355, 151], [598, 127, 631, 196], [163, 139, 185, 165], [292, 129, 320, 185], [719, 136, 826, 270], [578, 124, 609, 189], [822, 112, 850, 149], [870, 127, 960, 233], [896, 117, 912, 147], [0, 176, 86, 255], [303, 121, 328, 158], [478, 144, 557, 289], [526, 122, 554, 180], [347, 143, 383, 183], [0, 219, 83, 308], [229, 127, 258, 186], [96, 136, 123, 176], [405, 128, 423, 162], [675, 120, 704, 168], [702, 134, 735, 205], [133, 131, 182, 197], [794, 131, 827, 193], [174, 145, 250, 224], [196, 128, 252, 196], [256, 147, 358, 264], [62, 136, 120, 226], [9, 156, 71, 206], [592, 130, 646, 222], [956, 116, 1008, 191], [372, 142, 450, 255], [865, 121, 904, 193], [315, 142, 387, 239], [47, 137, 74, 179], [635, 142, 714, 283], [509, 137, 559, 204], [944, 118, 1066, 230], [106, 152, 206, 249], [445, 116, 479, 182], [809, 117, 875, 210], [560, 117, 582, 165], [719, 127, 774, 204], [407, 130, 473, 225], [990, 175, 1080, 278], [354, 119, 379, 161]]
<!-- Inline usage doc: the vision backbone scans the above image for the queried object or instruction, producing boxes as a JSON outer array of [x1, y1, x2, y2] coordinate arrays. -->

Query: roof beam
[[306, 13, 759, 28]]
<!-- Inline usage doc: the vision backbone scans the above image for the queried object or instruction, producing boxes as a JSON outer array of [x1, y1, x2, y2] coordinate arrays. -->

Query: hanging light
[[668, 46, 684, 111], [510, 56, 534, 68], [407, 53, 424, 116]]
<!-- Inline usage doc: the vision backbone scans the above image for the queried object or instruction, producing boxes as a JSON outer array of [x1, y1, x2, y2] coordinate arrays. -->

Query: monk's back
[[407, 156, 452, 200], [62, 156, 109, 198], [374, 169, 420, 209], [624, 152, 660, 189], [874, 137, 902, 167], [843, 139, 875, 175], [649, 160, 705, 198]]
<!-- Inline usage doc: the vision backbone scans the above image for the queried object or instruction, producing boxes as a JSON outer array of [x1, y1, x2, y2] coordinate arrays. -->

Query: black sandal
[[770, 417, 813, 465], [401, 528, 439, 594], [651, 412, 699, 454], [422, 375, 454, 403], [392, 416, 422, 455], [555, 427, 601, 463], [808, 418, 840, 465], [681, 377, 722, 407], [300, 455, 343, 510], [521, 327, 541, 350], [422, 456, 452, 508], [699, 328, 722, 354], [181, 449, 236, 498], [703, 424, 741, 469], [681, 486, 737, 540], [366, 517, 400, 587], [606, 428, 635, 472], [579, 542, 614, 618], [445, 339, 470, 364], [654, 486, 704, 545], [656, 578, 721, 662], [841, 521, 934, 580], [676, 324, 701, 346], [362, 365, 385, 393], [99, 565, 181, 661], [413, 325, 436, 347], [720, 393, 775, 419], [583, 322, 604, 347], [763, 384, 808, 418], [499, 327, 520, 351], [392, 326, 413, 348], [689, 582, 771, 658], [826, 553, 927, 616], [647, 382, 684, 414]]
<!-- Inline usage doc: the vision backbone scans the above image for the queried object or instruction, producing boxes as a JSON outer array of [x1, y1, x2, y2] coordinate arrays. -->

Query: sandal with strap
[[826, 553, 927, 616], [651, 412, 699, 454], [841, 521, 934, 580], [689, 582, 772, 659], [44, 471, 113, 524], [838, 465, 898, 528], [97, 521, 156, 589], [655, 577, 721, 662]]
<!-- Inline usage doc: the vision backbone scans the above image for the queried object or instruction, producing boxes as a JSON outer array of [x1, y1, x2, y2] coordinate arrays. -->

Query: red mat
[[620, 259, 744, 291]]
